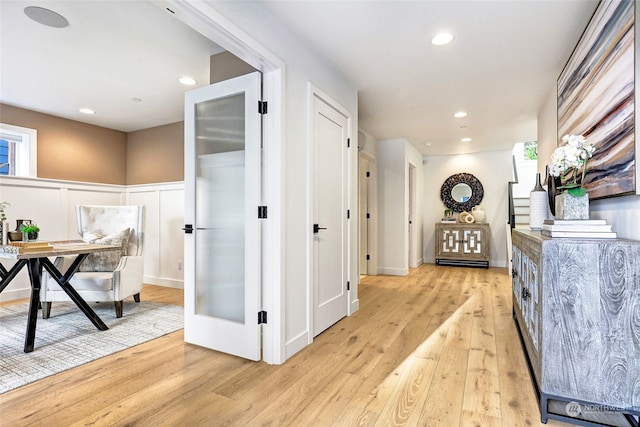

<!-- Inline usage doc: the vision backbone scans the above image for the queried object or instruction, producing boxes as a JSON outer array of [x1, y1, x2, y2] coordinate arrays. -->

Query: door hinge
[[182, 224, 193, 234], [347, 209, 350, 219], [258, 310, 267, 324], [347, 138, 350, 148], [258, 206, 268, 219], [258, 101, 268, 115], [366, 213, 370, 219], [347, 281, 350, 291], [366, 254, 370, 260], [366, 171, 370, 177]]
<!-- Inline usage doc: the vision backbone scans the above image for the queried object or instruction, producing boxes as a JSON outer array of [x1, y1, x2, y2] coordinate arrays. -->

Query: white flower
[[549, 134, 595, 187]]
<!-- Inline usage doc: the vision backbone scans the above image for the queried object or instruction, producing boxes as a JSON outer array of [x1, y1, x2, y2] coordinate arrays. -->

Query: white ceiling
[[0, 0, 224, 132], [0, 0, 599, 155]]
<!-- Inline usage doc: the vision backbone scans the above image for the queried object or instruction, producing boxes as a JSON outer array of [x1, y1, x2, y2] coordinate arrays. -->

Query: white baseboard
[[377, 267, 409, 276], [144, 276, 184, 289], [285, 330, 309, 360], [0, 288, 30, 302]]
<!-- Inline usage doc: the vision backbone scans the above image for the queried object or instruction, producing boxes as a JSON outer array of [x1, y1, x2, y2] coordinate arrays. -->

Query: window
[[523, 141, 538, 161], [0, 124, 37, 177]]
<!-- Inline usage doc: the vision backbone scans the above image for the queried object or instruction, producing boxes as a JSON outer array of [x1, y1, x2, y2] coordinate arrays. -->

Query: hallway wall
[[422, 150, 512, 267]]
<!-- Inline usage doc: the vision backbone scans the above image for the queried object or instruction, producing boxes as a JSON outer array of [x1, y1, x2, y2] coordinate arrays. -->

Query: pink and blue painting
[[557, 0, 635, 199]]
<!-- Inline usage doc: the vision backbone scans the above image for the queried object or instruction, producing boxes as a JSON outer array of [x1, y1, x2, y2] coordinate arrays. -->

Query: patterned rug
[[0, 300, 183, 394]]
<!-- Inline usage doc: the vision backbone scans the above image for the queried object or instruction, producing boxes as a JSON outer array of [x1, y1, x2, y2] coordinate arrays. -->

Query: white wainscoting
[[0, 176, 184, 301]]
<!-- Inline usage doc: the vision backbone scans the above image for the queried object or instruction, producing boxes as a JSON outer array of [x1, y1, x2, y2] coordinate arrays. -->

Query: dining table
[[0, 240, 120, 352]]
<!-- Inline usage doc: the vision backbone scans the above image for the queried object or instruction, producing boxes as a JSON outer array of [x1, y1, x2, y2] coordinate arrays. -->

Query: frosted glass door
[[184, 72, 261, 361]]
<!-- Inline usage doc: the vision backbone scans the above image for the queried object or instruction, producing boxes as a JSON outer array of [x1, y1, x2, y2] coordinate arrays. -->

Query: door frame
[[306, 83, 355, 345], [358, 150, 378, 276], [158, 0, 285, 364]]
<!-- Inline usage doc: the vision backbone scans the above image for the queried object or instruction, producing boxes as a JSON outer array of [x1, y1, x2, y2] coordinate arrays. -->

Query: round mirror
[[451, 183, 472, 202], [440, 173, 484, 212]]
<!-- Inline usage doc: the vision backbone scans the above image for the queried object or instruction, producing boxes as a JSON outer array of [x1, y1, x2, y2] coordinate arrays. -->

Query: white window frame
[[0, 123, 37, 177]]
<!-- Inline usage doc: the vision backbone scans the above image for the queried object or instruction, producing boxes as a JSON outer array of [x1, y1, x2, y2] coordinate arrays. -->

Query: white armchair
[[41, 205, 145, 318]]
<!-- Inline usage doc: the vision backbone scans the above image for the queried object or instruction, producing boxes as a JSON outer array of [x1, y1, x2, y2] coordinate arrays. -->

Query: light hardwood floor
[[1, 265, 570, 426]]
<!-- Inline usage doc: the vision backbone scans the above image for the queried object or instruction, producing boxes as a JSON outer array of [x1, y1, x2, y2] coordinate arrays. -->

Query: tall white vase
[[529, 173, 547, 230]]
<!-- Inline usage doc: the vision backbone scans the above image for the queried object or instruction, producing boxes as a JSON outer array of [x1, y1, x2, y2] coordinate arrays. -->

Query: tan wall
[[210, 51, 257, 84], [127, 122, 184, 185], [1, 103, 184, 185], [0, 103, 127, 184]]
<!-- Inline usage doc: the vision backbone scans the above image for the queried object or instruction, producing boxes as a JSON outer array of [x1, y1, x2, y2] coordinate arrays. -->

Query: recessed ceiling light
[[454, 111, 467, 118], [179, 76, 197, 86], [79, 108, 95, 115], [131, 98, 142, 102], [461, 137, 472, 142], [423, 142, 432, 146], [431, 32, 454, 46], [24, 6, 69, 28]]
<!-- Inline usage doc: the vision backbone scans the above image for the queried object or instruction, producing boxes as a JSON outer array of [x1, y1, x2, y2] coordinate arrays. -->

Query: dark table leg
[[24, 258, 43, 352], [0, 259, 28, 293], [40, 255, 108, 331]]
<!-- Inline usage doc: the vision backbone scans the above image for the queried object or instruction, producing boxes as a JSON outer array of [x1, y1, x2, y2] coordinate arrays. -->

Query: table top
[[0, 240, 120, 260]]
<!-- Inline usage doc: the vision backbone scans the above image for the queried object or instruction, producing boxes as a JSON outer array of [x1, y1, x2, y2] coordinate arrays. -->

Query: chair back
[[76, 205, 145, 256]]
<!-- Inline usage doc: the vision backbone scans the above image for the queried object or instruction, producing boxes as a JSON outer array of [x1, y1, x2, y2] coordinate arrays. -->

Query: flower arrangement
[[0, 201, 9, 222], [549, 134, 595, 197]]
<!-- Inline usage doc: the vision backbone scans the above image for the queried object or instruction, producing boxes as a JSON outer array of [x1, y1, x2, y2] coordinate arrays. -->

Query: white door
[[184, 72, 262, 360], [312, 94, 349, 337]]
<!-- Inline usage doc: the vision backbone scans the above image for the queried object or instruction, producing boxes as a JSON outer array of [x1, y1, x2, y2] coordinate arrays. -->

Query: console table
[[512, 229, 640, 426], [0, 241, 120, 352], [435, 222, 490, 268]]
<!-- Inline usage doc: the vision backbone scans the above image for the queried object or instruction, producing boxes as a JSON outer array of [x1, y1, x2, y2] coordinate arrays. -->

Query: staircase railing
[[508, 155, 518, 230]]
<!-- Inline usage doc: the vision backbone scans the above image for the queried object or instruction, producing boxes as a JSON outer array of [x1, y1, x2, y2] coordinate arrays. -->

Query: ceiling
[[0, 0, 599, 155], [0, 0, 224, 132]]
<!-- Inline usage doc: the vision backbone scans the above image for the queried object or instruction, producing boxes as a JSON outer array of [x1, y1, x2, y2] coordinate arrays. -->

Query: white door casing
[[184, 72, 262, 361], [310, 87, 351, 337]]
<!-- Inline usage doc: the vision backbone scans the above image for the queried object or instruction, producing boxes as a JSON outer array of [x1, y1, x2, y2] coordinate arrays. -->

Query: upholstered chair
[[41, 205, 145, 318]]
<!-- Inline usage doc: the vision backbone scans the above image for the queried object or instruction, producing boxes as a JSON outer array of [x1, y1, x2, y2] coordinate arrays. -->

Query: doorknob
[[313, 224, 327, 233]]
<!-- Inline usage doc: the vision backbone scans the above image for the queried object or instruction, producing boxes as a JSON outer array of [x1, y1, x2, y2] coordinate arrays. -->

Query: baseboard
[[377, 267, 409, 276], [350, 298, 360, 315], [144, 276, 184, 289], [0, 288, 30, 302], [285, 330, 310, 360]]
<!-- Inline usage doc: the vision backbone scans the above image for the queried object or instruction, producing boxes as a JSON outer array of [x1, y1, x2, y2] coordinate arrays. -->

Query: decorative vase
[[529, 172, 547, 230], [1, 221, 7, 245], [555, 190, 589, 220], [471, 205, 486, 223]]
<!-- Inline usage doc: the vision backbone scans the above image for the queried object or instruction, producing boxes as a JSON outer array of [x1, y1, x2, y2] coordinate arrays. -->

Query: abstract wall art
[[557, 0, 635, 199]]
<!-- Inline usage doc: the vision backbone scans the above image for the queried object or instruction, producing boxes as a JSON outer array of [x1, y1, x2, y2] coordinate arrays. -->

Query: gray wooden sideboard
[[435, 223, 490, 268], [511, 229, 640, 426]]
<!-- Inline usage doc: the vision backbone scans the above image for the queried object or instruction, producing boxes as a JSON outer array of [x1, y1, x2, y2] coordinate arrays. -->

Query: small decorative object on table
[[549, 134, 595, 220], [20, 222, 40, 242], [471, 205, 486, 223], [528, 173, 547, 230], [0, 201, 9, 245]]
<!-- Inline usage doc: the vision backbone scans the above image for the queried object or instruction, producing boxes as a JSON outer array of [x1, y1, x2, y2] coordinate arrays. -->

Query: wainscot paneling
[[0, 176, 184, 301]]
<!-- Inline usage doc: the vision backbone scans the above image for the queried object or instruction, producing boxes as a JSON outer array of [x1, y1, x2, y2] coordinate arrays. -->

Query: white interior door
[[184, 72, 262, 361], [313, 94, 349, 337]]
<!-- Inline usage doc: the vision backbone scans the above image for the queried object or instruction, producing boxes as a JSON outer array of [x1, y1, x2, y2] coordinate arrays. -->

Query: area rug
[[0, 300, 183, 394]]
